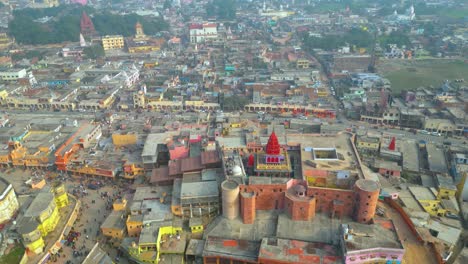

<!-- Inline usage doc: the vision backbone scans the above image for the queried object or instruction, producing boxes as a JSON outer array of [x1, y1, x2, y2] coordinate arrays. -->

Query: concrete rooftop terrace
[[203, 236, 261, 263], [259, 238, 341, 264], [343, 219, 403, 252], [206, 211, 349, 244], [23, 192, 54, 218], [287, 133, 361, 178], [82, 242, 113, 264]]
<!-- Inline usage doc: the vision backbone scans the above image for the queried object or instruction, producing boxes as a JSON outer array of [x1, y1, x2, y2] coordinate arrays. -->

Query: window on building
[[204, 257, 218, 264]]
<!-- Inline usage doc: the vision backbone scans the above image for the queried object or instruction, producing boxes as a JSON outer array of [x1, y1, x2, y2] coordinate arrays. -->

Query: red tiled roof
[[169, 145, 189, 160], [189, 24, 203, 30], [201, 150, 220, 165], [181, 156, 203, 172], [150, 166, 170, 183], [169, 159, 182, 176]]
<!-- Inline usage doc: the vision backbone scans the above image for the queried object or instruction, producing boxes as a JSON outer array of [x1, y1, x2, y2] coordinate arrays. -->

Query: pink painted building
[[376, 160, 402, 178], [71, 0, 87, 5], [341, 220, 405, 264]]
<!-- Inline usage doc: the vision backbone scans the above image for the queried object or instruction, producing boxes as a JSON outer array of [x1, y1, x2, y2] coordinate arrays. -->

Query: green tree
[[206, 0, 236, 20], [344, 28, 373, 49], [11, 50, 45, 61], [83, 45, 105, 59], [163, 89, 178, 100], [163, 0, 172, 9], [223, 95, 250, 111], [380, 31, 412, 49], [8, 6, 168, 45]]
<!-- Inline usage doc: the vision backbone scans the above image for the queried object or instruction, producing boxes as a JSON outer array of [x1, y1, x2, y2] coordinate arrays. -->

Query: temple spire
[[265, 131, 281, 155]]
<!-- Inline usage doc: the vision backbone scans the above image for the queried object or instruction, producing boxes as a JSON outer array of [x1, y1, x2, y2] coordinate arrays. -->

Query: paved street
[[1, 169, 130, 264], [346, 120, 466, 146]]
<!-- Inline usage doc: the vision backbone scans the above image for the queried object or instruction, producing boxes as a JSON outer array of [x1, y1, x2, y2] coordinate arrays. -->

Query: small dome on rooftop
[[232, 165, 242, 176]]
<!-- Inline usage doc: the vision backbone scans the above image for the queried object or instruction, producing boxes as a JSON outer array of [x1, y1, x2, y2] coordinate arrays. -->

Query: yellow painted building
[[17, 192, 61, 254], [113, 198, 127, 211], [409, 186, 446, 217], [128, 44, 161, 53], [123, 163, 145, 179], [52, 183, 69, 208], [419, 199, 446, 216], [102, 35, 125, 50], [3, 129, 61, 168], [356, 136, 380, 153], [112, 133, 137, 147], [436, 174, 457, 200], [0, 89, 8, 100], [21, 227, 45, 255], [127, 221, 185, 264], [0, 33, 13, 50], [143, 61, 159, 68], [0, 178, 19, 225], [297, 59, 310, 69], [101, 211, 126, 240], [126, 214, 143, 238], [437, 186, 457, 200], [189, 218, 204, 234], [316, 88, 329, 97]]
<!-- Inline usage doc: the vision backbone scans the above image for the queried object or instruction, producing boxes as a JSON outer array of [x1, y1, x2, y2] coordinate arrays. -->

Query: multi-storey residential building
[[17, 192, 61, 254], [0, 68, 27, 81], [102, 35, 125, 50], [0, 177, 19, 225], [189, 23, 218, 44], [0, 33, 13, 50]]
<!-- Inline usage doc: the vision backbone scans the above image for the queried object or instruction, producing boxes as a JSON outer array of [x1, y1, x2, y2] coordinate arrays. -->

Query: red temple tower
[[80, 11, 96, 36], [265, 132, 281, 155], [388, 137, 396, 151], [254, 131, 292, 177]]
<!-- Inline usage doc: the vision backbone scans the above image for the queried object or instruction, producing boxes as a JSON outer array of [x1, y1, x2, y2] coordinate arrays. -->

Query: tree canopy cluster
[[379, 31, 412, 49], [8, 5, 168, 45], [223, 95, 249, 111], [302, 28, 373, 52], [83, 45, 105, 59], [206, 0, 236, 20]]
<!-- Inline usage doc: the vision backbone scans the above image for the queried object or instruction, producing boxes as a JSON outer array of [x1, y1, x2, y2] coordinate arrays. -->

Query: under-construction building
[[171, 169, 223, 218]]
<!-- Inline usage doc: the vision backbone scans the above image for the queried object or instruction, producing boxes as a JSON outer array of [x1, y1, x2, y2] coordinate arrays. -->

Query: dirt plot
[[379, 201, 438, 264]]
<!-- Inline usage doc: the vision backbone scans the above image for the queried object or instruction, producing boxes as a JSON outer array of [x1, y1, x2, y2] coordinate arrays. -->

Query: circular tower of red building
[[354, 179, 380, 224]]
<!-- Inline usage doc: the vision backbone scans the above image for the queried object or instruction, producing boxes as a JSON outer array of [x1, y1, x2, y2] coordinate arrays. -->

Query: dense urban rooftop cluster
[[0, 0, 467, 264]]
